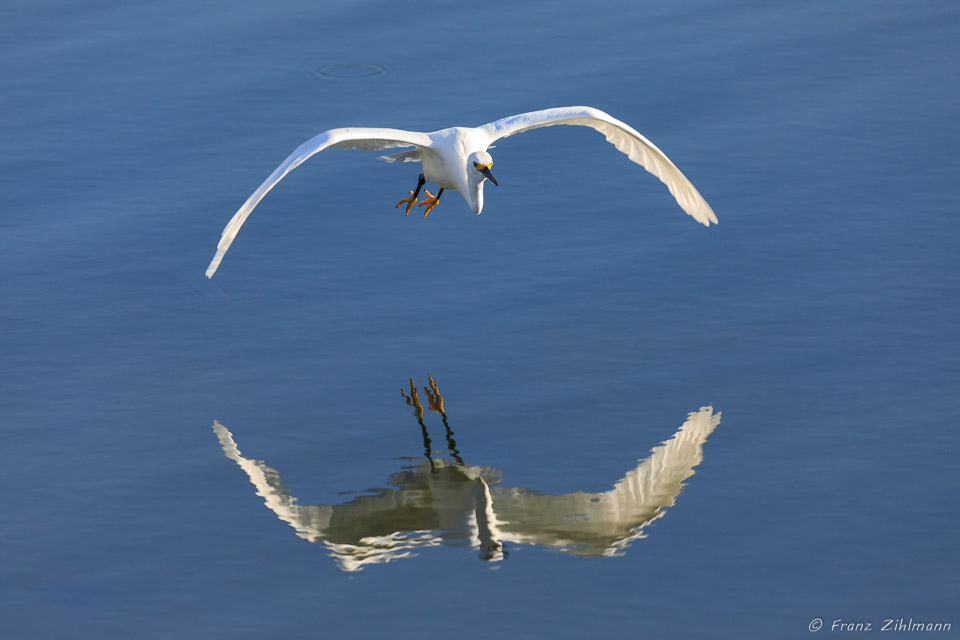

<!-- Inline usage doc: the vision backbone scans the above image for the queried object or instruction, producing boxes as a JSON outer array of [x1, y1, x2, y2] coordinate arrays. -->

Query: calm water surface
[[2, 0, 958, 637]]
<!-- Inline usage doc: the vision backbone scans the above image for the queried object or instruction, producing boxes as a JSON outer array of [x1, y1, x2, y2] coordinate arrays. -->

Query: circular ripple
[[315, 63, 388, 78]]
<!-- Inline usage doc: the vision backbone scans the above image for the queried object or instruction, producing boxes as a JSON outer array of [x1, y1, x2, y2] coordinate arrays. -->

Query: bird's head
[[468, 151, 498, 187]]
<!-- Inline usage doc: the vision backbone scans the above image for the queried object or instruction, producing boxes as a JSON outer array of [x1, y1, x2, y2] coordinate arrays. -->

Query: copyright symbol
[[809, 618, 823, 632]]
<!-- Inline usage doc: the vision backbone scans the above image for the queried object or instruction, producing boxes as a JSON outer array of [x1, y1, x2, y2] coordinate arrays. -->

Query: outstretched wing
[[481, 106, 716, 226], [206, 127, 432, 278]]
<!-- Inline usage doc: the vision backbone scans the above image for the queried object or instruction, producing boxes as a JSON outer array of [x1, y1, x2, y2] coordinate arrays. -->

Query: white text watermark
[[809, 618, 952, 633]]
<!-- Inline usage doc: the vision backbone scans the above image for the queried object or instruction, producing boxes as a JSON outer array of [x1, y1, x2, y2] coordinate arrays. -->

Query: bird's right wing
[[206, 127, 432, 278], [481, 106, 716, 226]]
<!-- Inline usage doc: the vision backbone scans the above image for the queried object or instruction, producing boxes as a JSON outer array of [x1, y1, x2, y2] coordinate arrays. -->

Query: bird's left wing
[[480, 106, 716, 226], [206, 127, 432, 278]]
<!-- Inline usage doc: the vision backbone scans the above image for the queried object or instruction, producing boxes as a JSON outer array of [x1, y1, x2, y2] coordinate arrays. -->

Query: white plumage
[[206, 106, 716, 278]]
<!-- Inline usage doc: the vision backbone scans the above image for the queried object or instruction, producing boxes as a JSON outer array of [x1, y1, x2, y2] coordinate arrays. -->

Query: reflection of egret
[[212, 379, 720, 571], [205, 106, 717, 277]]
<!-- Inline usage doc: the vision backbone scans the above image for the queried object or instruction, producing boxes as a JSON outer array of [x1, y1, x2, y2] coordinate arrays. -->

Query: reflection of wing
[[213, 421, 322, 538], [481, 106, 716, 226], [206, 127, 432, 278], [489, 407, 720, 555], [213, 421, 501, 571], [212, 406, 719, 570]]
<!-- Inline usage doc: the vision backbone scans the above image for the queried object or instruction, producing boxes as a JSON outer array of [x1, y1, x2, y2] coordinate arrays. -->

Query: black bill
[[480, 165, 499, 187]]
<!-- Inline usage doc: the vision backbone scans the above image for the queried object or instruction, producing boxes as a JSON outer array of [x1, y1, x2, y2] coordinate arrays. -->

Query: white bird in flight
[[205, 106, 717, 278]]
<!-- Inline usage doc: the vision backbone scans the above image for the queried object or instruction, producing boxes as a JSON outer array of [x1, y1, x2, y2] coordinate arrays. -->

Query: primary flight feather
[[206, 106, 716, 278]]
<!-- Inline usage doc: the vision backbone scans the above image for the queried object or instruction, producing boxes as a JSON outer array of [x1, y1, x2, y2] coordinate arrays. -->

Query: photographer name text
[[808, 618, 952, 633]]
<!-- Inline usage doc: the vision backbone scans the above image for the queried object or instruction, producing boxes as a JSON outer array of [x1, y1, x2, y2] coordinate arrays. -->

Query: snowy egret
[[205, 106, 717, 278]]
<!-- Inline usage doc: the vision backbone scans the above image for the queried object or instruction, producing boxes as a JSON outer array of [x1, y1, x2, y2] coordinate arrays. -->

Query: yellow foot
[[395, 191, 417, 216], [418, 189, 441, 218]]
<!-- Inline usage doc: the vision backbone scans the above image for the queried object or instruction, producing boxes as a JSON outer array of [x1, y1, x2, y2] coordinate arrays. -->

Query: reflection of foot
[[401, 378, 424, 418], [418, 189, 442, 217], [425, 375, 445, 414], [395, 191, 417, 216]]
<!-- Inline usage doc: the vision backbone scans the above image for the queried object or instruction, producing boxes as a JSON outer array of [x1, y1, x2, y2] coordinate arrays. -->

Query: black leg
[[397, 174, 427, 216], [441, 412, 464, 466], [412, 173, 426, 199]]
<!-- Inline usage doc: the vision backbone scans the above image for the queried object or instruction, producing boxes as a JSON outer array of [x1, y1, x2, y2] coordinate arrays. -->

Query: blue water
[[2, 0, 958, 637]]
